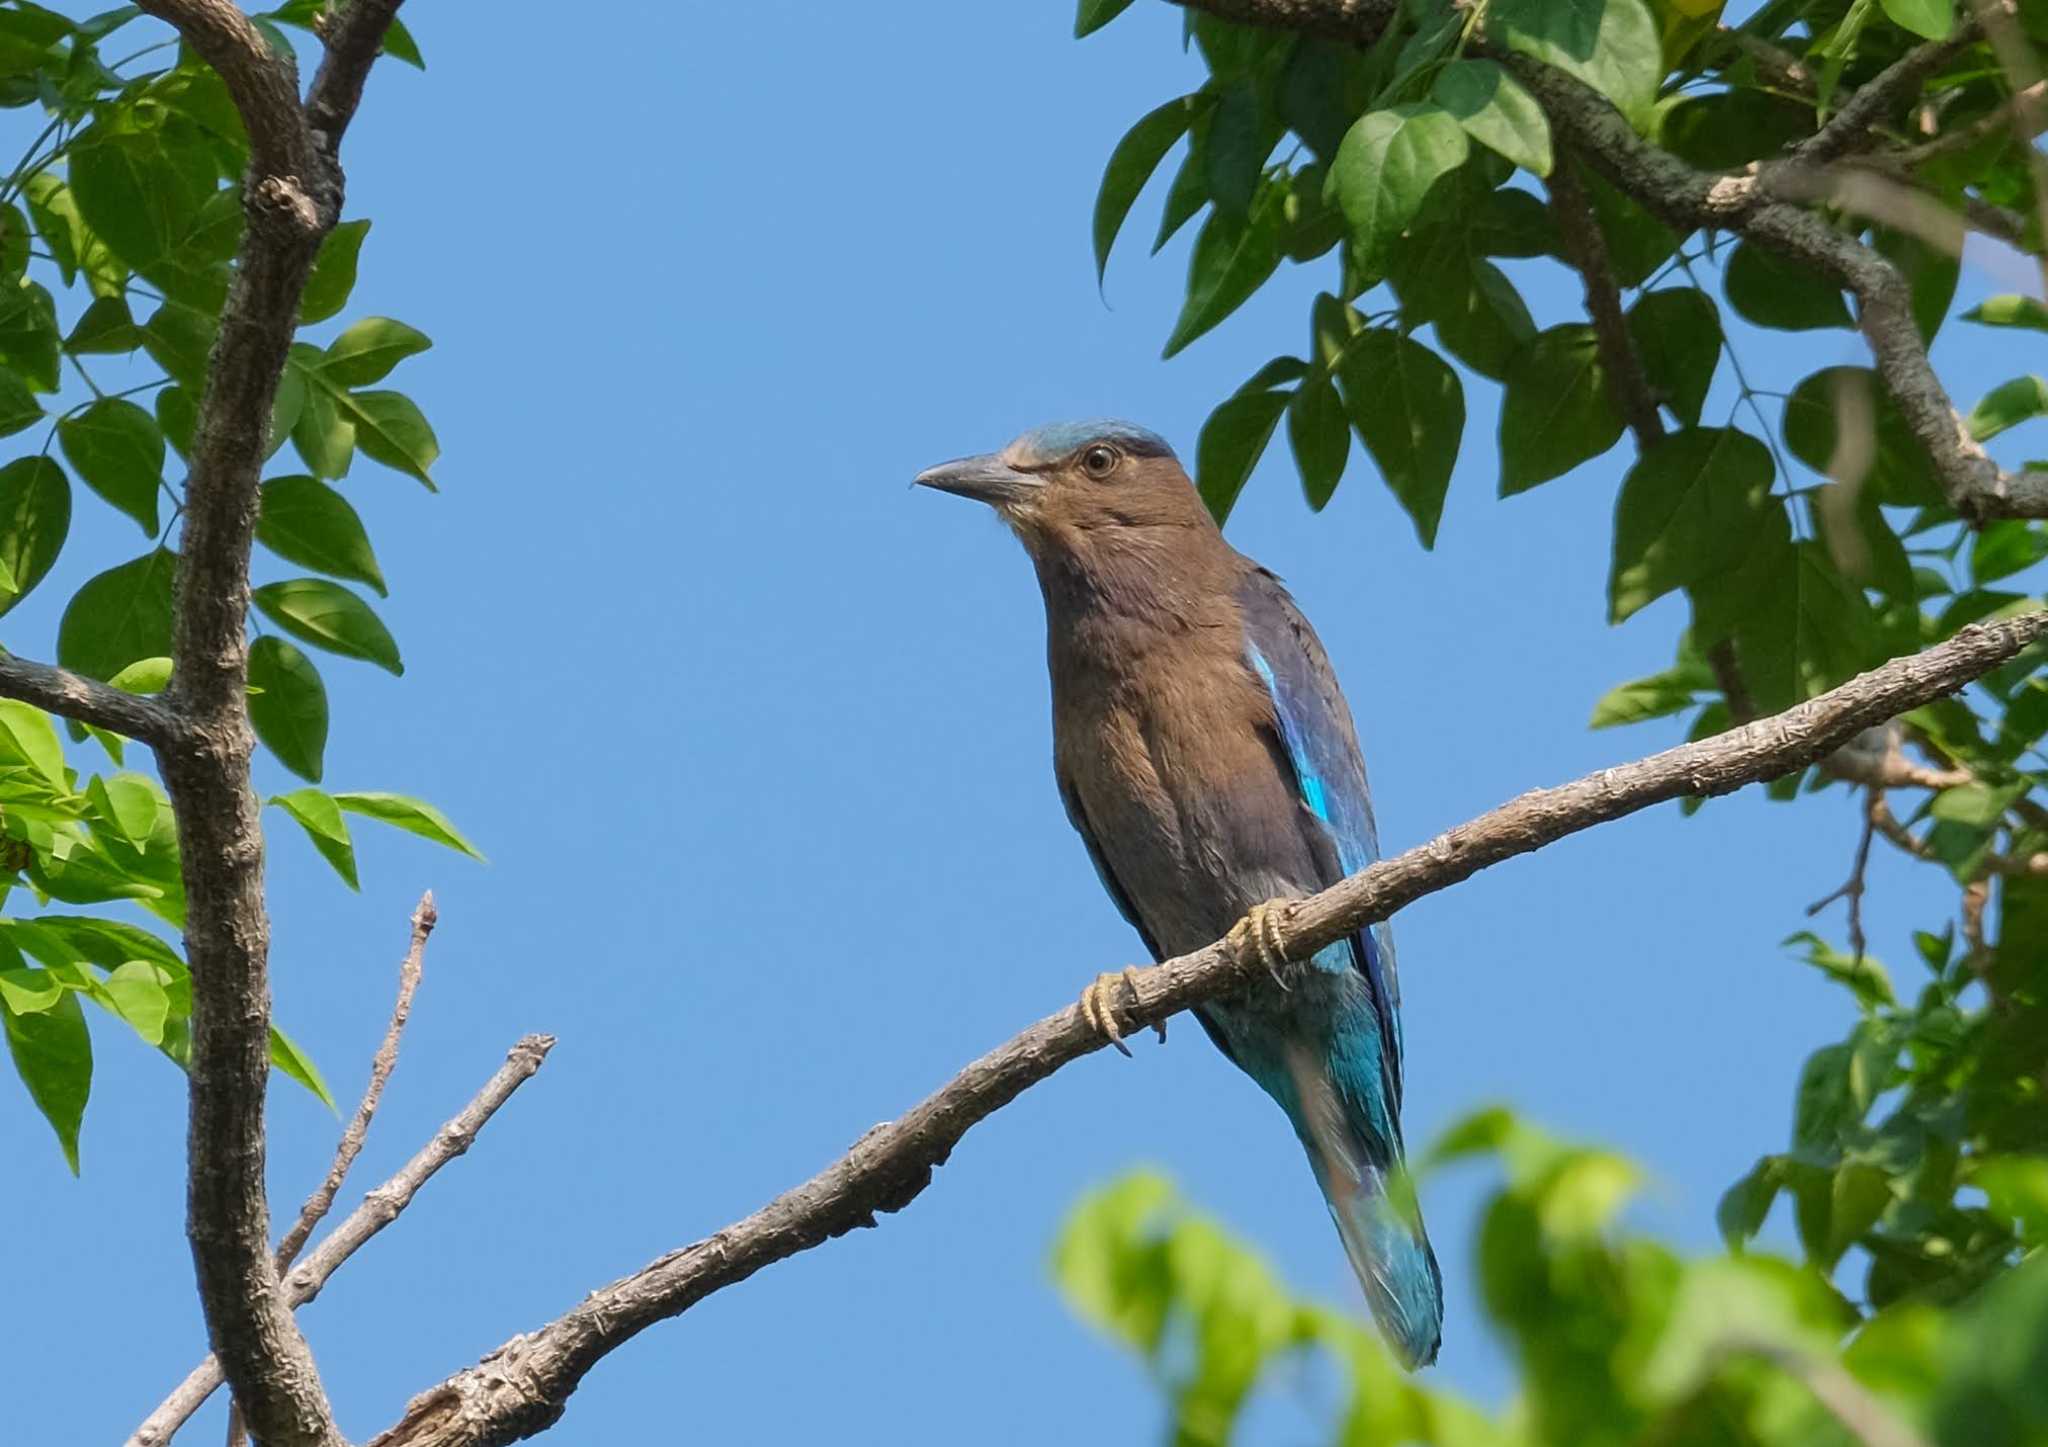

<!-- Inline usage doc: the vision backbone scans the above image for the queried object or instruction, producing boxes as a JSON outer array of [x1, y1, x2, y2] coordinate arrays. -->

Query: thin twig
[[129, 1035, 555, 1447], [1792, 20, 1984, 166], [1806, 789, 1880, 967], [226, 893, 440, 1447], [357, 615, 2048, 1447], [1548, 153, 1666, 448]]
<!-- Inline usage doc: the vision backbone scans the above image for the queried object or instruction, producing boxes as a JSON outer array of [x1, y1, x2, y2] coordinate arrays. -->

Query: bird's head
[[914, 420, 1213, 556]]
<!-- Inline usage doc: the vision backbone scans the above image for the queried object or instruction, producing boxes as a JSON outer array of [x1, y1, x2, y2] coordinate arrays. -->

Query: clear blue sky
[[8, 3, 2038, 1442]]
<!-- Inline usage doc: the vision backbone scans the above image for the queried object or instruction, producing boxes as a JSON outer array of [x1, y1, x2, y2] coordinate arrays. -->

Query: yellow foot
[[1227, 900, 1292, 990], [1077, 965, 1164, 1057]]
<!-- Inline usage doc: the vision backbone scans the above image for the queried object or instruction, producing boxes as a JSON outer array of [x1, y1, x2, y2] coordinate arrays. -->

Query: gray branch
[[358, 614, 2045, 1447], [129, 1035, 555, 1447], [0, 652, 174, 743]]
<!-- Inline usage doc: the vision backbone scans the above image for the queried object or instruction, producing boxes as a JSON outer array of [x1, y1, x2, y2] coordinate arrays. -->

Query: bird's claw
[[1227, 900, 1292, 990], [1078, 965, 1163, 1057]]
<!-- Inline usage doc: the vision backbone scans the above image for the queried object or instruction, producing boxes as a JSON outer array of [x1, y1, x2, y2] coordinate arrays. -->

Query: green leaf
[[1962, 294, 2048, 331], [0, 455, 70, 616], [1498, 324, 1624, 495], [1693, 530, 1879, 712], [1075, 0, 1137, 36], [141, 301, 215, 391], [64, 294, 140, 354], [23, 173, 125, 298], [1204, 83, 1269, 217], [67, 119, 216, 273], [1873, 225, 1958, 345], [91, 772, 162, 844], [1391, 243, 1536, 381], [0, 968, 66, 1014], [0, 365, 42, 437], [1334, 329, 1463, 547], [156, 385, 195, 460], [1718, 1158, 1780, 1246], [289, 361, 354, 479], [299, 218, 368, 324], [1164, 186, 1284, 357], [56, 549, 176, 681], [339, 388, 438, 485], [1328, 103, 1469, 276], [3, 986, 89, 1170], [247, 635, 328, 783], [1812, 481, 1915, 600], [1794, 1042, 1857, 1157], [1971, 520, 2048, 584], [1661, 89, 1814, 171], [1967, 376, 2048, 441], [1783, 367, 1943, 508], [56, 397, 161, 535], [93, 959, 167, 1046], [252, 578, 402, 674], [380, 13, 423, 65], [269, 1023, 334, 1110], [1725, 242, 1853, 330], [270, 787, 357, 889], [1610, 428, 1775, 622], [1589, 664, 1709, 728], [1880, 0, 1953, 38], [318, 316, 432, 388], [1484, 0, 1662, 125], [1287, 370, 1349, 510], [1432, 61, 1552, 176], [1094, 97, 1195, 286], [334, 791, 485, 861], [1196, 386, 1290, 524], [107, 656, 171, 693], [0, 699, 67, 792], [1627, 288, 1721, 428], [0, 280, 60, 392], [255, 475, 385, 595]]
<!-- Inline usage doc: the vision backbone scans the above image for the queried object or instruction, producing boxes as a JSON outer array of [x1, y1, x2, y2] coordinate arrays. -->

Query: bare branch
[[130, 1035, 556, 1447], [359, 615, 2046, 1447], [1807, 789, 1880, 966], [0, 652, 175, 743], [1893, 78, 2048, 165], [1547, 154, 1665, 449], [306, 0, 410, 152]]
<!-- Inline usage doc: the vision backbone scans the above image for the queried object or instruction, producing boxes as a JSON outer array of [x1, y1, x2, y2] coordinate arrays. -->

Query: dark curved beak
[[913, 452, 1041, 507]]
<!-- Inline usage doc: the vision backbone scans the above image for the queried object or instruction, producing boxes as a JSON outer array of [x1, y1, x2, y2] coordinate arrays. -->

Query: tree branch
[[305, 0, 410, 152], [0, 651, 175, 743], [359, 614, 2045, 1447], [1547, 154, 1665, 449], [132, 0, 317, 186], [1164, 0, 1395, 43], [1791, 20, 1983, 166], [130, 1034, 556, 1447]]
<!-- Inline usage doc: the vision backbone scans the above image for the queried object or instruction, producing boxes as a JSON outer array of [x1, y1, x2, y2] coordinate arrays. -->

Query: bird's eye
[[1081, 445, 1119, 479]]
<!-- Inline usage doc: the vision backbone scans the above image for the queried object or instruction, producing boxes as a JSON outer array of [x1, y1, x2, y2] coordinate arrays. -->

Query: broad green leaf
[[1610, 428, 1775, 622], [1692, 530, 1878, 712], [255, 476, 385, 595], [1287, 371, 1349, 510], [93, 959, 168, 1046], [1812, 481, 1915, 600], [1498, 324, 1623, 495], [23, 172, 125, 298], [1783, 366, 1944, 508], [269, 1023, 334, 1110], [1881, 0, 1953, 38], [3, 986, 89, 1170], [91, 772, 162, 843], [1660, 89, 1813, 171], [299, 218, 368, 324], [67, 118, 216, 273], [1164, 186, 1284, 357], [290, 362, 355, 479], [0, 366, 41, 437], [64, 294, 140, 354], [1724, 242, 1853, 330], [1204, 83, 1268, 217], [1963, 294, 2048, 331], [1589, 665, 1709, 728], [334, 791, 485, 860], [56, 397, 161, 535], [56, 549, 176, 681], [339, 389, 438, 485], [1432, 61, 1552, 176], [381, 13, 423, 65], [156, 385, 195, 459], [107, 657, 171, 693], [1718, 1157, 1780, 1246], [1626, 288, 1720, 428], [1971, 520, 2048, 584], [247, 635, 328, 782], [1967, 376, 2048, 441], [270, 787, 357, 889], [0, 455, 69, 616], [1094, 97, 1196, 285], [1793, 1042, 1857, 1157], [1484, 0, 1662, 125], [1334, 329, 1464, 547], [0, 968, 65, 1014], [1196, 386, 1290, 524], [1075, 0, 1137, 36], [252, 579, 402, 675], [0, 280, 60, 392], [0, 700, 68, 791], [141, 301, 215, 391], [1328, 103, 1468, 276], [318, 316, 432, 388], [1392, 244, 1536, 381]]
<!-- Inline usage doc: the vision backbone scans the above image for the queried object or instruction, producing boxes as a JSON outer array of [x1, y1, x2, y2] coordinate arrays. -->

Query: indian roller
[[915, 420, 1443, 1368]]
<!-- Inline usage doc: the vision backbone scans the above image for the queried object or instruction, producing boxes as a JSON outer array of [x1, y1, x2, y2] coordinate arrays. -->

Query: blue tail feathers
[[1323, 1163, 1443, 1369]]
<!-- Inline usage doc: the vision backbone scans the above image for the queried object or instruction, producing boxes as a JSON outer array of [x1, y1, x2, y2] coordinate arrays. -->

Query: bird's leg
[[1227, 899, 1293, 990], [1077, 965, 1163, 1057]]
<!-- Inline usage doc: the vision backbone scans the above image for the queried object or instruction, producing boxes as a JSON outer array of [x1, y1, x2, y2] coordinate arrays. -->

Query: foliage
[[0, 3, 469, 1172], [1071, 0, 2048, 1435], [1057, 1108, 2048, 1446]]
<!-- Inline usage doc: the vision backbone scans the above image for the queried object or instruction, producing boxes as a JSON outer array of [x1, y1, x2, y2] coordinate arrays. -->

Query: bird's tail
[[1282, 1048, 1443, 1369]]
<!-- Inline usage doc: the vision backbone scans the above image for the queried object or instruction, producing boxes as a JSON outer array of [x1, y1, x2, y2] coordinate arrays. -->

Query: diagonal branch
[[130, 1035, 556, 1447], [306, 0, 411, 151], [0, 652, 175, 743], [131, 0, 316, 184], [361, 613, 2046, 1447], [1791, 19, 1984, 165]]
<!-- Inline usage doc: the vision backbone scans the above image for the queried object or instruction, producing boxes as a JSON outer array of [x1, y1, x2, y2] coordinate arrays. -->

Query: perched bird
[[915, 420, 1442, 1368]]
